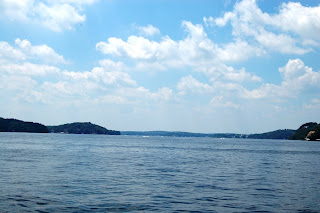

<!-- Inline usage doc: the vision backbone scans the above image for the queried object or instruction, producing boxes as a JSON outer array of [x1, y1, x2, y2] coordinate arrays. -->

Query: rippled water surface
[[0, 133, 320, 212]]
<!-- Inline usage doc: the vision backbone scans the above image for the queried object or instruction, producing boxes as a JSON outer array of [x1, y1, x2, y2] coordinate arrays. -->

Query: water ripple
[[1, 133, 320, 212]]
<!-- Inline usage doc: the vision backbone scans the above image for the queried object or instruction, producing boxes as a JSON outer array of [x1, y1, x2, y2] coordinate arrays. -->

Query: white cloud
[[254, 30, 310, 54], [0, 62, 60, 76], [0, 0, 34, 21], [46, 0, 97, 5], [212, 12, 235, 27], [134, 61, 166, 72], [42, 81, 75, 96], [0, 74, 37, 91], [203, 16, 214, 27], [205, 63, 262, 83], [154, 87, 173, 101], [97, 21, 261, 71], [97, 20, 264, 88], [210, 96, 240, 109], [34, 2, 86, 32], [242, 59, 320, 99], [62, 67, 137, 88], [303, 98, 320, 110], [117, 86, 173, 103], [0, 0, 96, 32], [274, 2, 320, 42], [94, 95, 127, 104], [137, 25, 160, 36], [96, 36, 159, 59], [216, 39, 265, 62], [279, 59, 320, 89], [222, 67, 262, 82], [96, 21, 216, 62], [241, 83, 286, 100], [210, 0, 318, 53], [177, 75, 213, 95], [0, 36, 174, 106], [98, 59, 125, 71], [15, 38, 67, 64], [0, 39, 66, 66], [174, 59, 320, 107], [0, 41, 26, 63]]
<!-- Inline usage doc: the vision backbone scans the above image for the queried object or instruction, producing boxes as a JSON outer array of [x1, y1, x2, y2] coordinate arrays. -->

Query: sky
[[0, 0, 320, 133]]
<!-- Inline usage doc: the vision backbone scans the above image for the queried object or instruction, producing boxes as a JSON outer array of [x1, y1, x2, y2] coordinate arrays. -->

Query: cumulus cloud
[[15, 38, 67, 64], [0, 0, 96, 31], [203, 63, 262, 83], [94, 95, 127, 104], [97, 20, 261, 83], [96, 21, 215, 61], [216, 39, 265, 62], [254, 30, 310, 54], [0, 74, 37, 91], [177, 75, 213, 95], [0, 36, 176, 106], [0, 41, 26, 63], [34, 2, 86, 32], [174, 59, 320, 107], [222, 67, 262, 82], [98, 59, 125, 71], [154, 87, 173, 101], [137, 24, 160, 36], [203, 16, 214, 27], [0, 63, 60, 76], [62, 67, 137, 88], [274, 2, 320, 42], [210, 96, 240, 109], [243, 59, 320, 99], [279, 59, 320, 89], [0, 0, 34, 21], [0, 39, 66, 65], [205, 0, 320, 53], [96, 36, 161, 59]]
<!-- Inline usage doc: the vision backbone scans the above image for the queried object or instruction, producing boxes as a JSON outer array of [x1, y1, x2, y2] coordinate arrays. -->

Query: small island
[[48, 122, 120, 135]]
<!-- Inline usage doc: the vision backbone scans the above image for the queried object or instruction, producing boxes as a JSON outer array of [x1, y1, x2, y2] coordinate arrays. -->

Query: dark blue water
[[0, 133, 319, 212]]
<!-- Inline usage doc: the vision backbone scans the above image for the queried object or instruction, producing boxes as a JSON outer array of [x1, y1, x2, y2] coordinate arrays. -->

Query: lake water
[[0, 133, 319, 212]]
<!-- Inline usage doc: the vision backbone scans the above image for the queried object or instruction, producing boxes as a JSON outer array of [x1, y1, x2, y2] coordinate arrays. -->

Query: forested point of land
[[0, 117, 48, 133], [289, 122, 320, 141]]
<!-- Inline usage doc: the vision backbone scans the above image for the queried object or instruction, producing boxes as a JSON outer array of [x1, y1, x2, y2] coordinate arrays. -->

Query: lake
[[0, 132, 319, 212]]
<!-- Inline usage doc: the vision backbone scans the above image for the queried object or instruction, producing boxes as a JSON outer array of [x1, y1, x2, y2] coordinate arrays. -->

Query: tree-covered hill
[[0, 117, 48, 133], [247, 129, 296, 139], [48, 122, 120, 135], [289, 122, 320, 141]]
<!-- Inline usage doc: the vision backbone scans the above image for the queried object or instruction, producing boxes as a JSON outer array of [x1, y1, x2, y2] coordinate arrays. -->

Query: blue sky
[[0, 0, 319, 133]]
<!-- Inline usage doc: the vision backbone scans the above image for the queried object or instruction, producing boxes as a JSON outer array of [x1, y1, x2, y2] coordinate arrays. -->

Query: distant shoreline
[[1, 117, 319, 140]]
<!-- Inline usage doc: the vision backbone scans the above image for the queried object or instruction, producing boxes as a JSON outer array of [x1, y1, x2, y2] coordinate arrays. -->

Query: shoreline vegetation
[[0, 117, 48, 133], [47, 122, 120, 135], [0, 117, 319, 140], [0, 117, 120, 135]]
